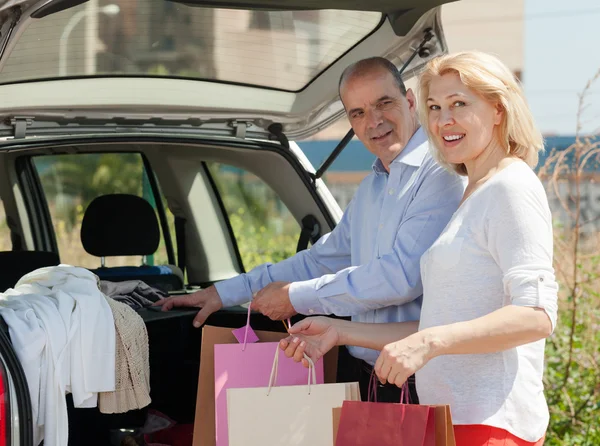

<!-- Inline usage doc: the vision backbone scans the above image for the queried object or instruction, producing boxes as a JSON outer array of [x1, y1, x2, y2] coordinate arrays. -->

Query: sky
[[524, 0, 600, 136]]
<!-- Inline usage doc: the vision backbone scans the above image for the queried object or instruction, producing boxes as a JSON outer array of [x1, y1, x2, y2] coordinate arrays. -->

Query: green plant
[[539, 69, 600, 445]]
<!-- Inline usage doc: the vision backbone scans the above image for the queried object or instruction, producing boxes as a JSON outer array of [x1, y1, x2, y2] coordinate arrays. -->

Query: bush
[[539, 68, 600, 444]]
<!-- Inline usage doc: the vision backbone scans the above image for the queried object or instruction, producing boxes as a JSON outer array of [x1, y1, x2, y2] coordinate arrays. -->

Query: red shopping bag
[[335, 377, 436, 446], [335, 400, 435, 446]]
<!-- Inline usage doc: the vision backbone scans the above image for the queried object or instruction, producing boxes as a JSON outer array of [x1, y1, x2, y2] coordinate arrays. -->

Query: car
[[0, 0, 454, 444]]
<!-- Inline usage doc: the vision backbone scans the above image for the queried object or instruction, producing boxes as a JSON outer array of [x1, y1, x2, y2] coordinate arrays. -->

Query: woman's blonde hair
[[417, 51, 543, 175]]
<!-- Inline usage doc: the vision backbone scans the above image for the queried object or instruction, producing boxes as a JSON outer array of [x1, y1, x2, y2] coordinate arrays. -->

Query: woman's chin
[[441, 152, 466, 166]]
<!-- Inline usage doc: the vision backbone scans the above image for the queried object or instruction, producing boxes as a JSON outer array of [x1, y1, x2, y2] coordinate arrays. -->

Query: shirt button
[[388, 188, 395, 195], [379, 224, 383, 229], [539, 277, 544, 282], [308, 309, 314, 314]]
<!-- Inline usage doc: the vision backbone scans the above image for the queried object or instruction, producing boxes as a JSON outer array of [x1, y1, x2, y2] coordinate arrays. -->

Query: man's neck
[[381, 125, 422, 172]]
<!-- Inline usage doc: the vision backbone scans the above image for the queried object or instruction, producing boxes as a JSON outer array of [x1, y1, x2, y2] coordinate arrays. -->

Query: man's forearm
[[332, 319, 420, 351], [423, 305, 553, 359]]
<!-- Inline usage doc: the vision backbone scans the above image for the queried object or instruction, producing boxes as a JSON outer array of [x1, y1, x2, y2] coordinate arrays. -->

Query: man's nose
[[366, 109, 384, 129]]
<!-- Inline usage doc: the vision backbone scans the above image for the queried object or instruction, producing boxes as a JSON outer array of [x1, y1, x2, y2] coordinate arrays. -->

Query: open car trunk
[[0, 134, 341, 446], [65, 307, 289, 445]]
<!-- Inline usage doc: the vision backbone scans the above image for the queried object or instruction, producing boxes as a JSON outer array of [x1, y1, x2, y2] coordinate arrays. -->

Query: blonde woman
[[280, 51, 558, 446]]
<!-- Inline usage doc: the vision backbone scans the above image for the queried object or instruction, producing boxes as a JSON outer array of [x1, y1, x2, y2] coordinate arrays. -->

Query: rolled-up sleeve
[[487, 181, 559, 333]]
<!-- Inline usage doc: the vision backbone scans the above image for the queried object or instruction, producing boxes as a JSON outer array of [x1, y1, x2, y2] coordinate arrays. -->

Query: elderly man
[[156, 57, 465, 402]]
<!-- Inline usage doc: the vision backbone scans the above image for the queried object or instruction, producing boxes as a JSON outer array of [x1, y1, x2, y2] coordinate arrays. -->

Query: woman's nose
[[439, 109, 455, 126]]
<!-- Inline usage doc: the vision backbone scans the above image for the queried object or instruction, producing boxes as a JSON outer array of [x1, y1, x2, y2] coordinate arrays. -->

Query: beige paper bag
[[226, 348, 360, 446]]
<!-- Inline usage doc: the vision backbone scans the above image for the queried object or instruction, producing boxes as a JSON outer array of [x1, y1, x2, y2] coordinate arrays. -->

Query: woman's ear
[[494, 103, 504, 126]]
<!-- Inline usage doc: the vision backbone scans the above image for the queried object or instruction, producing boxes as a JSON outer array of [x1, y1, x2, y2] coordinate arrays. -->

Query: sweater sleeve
[[486, 172, 559, 332]]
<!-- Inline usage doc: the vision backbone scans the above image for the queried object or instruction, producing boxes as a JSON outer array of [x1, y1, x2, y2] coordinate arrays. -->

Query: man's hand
[[279, 316, 340, 367], [252, 281, 297, 321], [153, 285, 223, 328], [374, 332, 433, 387]]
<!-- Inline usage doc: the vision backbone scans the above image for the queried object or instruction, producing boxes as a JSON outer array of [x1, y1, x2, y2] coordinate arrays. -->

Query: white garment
[[417, 161, 558, 442], [0, 265, 116, 446]]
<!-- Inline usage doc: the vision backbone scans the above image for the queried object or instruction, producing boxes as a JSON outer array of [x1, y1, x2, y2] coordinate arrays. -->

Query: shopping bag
[[433, 405, 456, 446], [332, 407, 342, 444], [191, 307, 338, 446], [334, 373, 455, 446], [227, 347, 360, 446], [334, 376, 439, 446], [334, 399, 434, 446], [214, 322, 325, 446]]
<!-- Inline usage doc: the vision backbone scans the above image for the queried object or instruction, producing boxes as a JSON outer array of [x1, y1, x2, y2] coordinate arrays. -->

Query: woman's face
[[426, 72, 503, 167]]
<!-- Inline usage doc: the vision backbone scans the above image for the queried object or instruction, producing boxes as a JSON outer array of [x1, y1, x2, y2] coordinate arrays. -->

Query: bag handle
[[242, 301, 253, 350], [266, 345, 316, 396], [242, 300, 291, 350], [368, 369, 411, 404]]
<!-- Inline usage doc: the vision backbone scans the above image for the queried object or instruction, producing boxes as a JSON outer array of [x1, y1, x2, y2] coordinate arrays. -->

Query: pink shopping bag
[[213, 305, 325, 446]]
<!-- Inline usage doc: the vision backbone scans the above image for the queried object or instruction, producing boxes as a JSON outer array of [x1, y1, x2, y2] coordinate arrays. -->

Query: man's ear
[[405, 88, 417, 111]]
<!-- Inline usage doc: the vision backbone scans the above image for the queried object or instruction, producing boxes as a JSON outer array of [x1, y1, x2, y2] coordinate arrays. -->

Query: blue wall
[[297, 135, 598, 173]]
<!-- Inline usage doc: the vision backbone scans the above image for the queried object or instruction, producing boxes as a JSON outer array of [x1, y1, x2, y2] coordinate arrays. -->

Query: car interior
[[0, 139, 339, 445]]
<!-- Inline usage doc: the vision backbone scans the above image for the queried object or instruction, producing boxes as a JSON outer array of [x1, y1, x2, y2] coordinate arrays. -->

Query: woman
[[279, 51, 558, 446]]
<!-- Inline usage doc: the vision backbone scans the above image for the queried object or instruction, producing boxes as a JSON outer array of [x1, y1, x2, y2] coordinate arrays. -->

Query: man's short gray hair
[[338, 57, 407, 99]]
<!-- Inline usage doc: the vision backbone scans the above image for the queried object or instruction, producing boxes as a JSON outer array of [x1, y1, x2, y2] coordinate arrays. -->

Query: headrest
[[81, 194, 160, 257], [0, 251, 60, 292]]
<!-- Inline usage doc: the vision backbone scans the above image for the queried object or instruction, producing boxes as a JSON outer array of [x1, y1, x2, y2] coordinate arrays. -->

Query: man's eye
[[378, 101, 393, 109], [351, 111, 364, 119]]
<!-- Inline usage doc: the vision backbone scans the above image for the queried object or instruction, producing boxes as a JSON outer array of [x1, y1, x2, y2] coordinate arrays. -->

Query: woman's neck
[[464, 140, 515, 187]]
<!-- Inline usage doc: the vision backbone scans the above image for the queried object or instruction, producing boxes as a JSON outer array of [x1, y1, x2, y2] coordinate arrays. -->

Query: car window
[[31, 153, 175, 269], [0, 0, 382, 91], [206, 162, 299, 271], [0, 199, 10, 251]]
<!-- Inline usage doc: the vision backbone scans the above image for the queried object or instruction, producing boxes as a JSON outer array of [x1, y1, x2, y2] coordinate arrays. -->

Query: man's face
[[341, 68, 417, 169]]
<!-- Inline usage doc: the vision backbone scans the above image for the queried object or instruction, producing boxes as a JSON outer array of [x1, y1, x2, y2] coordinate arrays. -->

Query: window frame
[[203, 160, 304, 273], [17, 151, 176, 266], [202, 161, 247, 274]]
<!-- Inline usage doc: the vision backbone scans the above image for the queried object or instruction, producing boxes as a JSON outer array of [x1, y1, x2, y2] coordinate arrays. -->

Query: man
[[156, 57, 465, 402]]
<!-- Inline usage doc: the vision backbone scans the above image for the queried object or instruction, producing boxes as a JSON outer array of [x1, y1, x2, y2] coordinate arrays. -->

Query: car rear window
[[0, 0, 382, 91]]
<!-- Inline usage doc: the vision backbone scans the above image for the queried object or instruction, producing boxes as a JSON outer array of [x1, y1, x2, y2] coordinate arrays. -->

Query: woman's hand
[[279, 317, 340, 367], [374, 332, 434, 387]]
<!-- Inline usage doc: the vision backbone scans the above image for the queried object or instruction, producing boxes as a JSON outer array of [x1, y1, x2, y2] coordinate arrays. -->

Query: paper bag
[[214, 342, 325, 446], [335, 400, 435, 446], [334, 402, 455, 446], [226, 348, 359, 446], [332, 407, 342, 444], [433, 405, 456, 446], [192, 323, 338, 446]]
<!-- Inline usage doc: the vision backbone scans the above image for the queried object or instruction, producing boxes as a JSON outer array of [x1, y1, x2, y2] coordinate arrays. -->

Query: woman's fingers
[[279, 337, 311, 368], [293, 341, 307, 363]]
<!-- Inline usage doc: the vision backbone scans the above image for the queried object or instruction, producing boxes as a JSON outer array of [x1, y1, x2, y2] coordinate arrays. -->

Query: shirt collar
[[372, 126, 428, 175]]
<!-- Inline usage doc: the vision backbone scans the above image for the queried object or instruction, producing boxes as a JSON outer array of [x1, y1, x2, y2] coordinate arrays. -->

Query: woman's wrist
[[330, 318, 350, 346], [421, 326, 451, 360]]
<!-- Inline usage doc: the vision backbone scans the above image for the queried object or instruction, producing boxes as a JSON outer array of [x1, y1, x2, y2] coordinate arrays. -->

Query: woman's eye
[[453, 101, 466, 107], [429, 104, 440, 111]]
